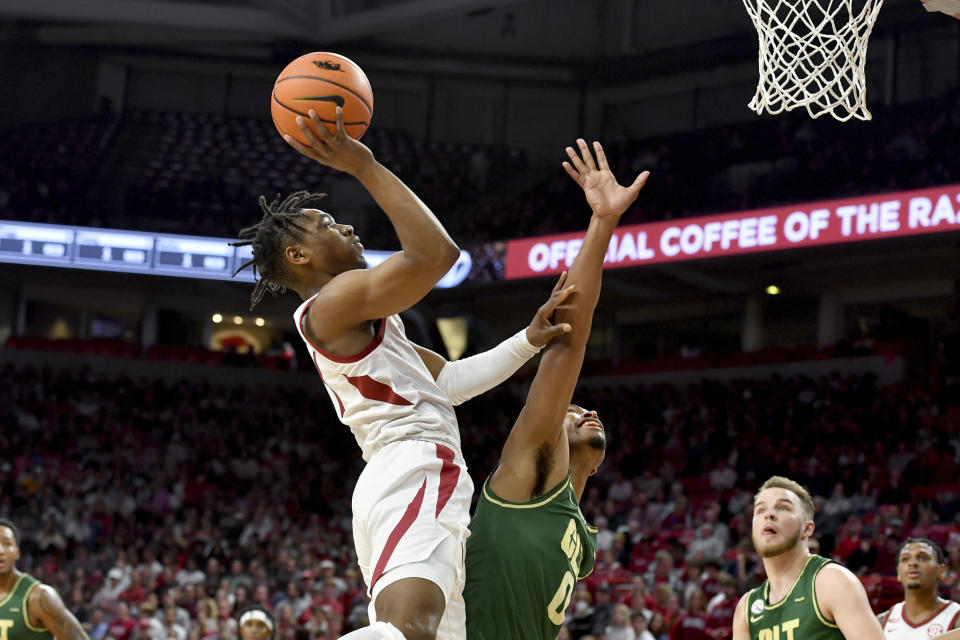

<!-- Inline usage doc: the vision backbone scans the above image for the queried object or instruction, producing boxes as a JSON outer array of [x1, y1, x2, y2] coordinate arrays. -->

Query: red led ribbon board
[[504, 184, 960, 280]]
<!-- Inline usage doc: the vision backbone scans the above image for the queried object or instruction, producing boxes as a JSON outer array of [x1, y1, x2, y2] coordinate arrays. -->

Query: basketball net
[[743, 0, 884, 121]]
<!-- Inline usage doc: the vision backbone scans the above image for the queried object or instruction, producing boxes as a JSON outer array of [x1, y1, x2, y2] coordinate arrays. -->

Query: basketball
[[270, 52, 374, 144]]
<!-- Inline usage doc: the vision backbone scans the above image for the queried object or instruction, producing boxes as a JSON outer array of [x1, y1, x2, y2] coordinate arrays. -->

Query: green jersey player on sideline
[[463, 139, 650, 640], [733, 477, 887, 640], [0, 519, 91, 640]]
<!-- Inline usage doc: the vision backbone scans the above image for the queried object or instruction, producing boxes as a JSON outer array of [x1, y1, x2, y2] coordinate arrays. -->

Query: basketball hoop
[[743, 0, 885, 121]]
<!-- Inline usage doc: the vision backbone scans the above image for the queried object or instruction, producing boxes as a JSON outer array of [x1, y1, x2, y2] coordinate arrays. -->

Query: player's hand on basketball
[[525, 271, 576, 347], [283, 107, 375, 177], [563, 139, 649, 220]]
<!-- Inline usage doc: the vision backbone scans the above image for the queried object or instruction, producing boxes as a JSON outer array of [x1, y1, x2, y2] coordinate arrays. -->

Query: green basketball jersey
[[464, 475, 598, 640], [744, 555, 845, 640], [0, 574, 53, 640]]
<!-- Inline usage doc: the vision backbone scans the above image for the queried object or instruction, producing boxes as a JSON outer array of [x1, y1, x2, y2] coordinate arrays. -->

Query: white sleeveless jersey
[[293, 294, 461, 462], [882, 601, 960, 640]]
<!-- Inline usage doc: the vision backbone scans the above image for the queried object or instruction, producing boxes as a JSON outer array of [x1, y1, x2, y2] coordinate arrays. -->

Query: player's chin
[[587, 433, 607, 451]]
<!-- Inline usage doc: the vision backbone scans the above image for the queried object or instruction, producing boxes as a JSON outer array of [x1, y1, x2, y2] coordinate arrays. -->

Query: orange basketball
[[270, 52, 374, 144]]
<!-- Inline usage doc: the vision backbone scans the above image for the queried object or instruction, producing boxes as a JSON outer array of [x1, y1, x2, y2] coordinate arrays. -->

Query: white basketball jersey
[[293, 294, 461, 462], [882, 601, 960, 640]]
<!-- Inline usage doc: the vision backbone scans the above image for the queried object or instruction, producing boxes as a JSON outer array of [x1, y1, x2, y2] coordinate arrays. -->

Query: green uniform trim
[[22, 584, 44, 633], [0, 576, 24, 608], [0, 574, 53, 640], [744, 555, 844, 640], [810, 561, 839, 629], [481, 476, 571, 510]]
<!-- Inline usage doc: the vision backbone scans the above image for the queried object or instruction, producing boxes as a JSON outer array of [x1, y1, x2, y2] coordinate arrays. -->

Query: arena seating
[[2, 89, 957, 245]]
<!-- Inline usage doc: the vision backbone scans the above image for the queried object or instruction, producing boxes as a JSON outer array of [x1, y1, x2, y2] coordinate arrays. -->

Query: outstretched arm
[[28, 585, 90, 640], [492, 140, 649, 498], [414, 273, 575, 404], [286, 108, 459, 337]]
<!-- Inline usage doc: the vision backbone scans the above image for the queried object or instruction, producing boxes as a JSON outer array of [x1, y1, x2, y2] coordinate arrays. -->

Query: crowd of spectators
[[2, 357, 960, 640], [2, 89, 958, 248]]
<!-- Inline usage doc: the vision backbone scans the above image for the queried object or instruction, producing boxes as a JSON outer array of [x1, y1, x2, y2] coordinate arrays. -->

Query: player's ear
[[285, 244, 308, 265]]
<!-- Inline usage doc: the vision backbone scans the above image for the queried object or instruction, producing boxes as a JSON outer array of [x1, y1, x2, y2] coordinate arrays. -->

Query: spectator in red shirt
[[337, 569, 366, 619], [705, 573, 738, 640], [107, 602, 138, 640], [669, 588, 710, 640], [833, 514, 866, 563], [310, 580, 344, 618], [119, 568, 148, 605]]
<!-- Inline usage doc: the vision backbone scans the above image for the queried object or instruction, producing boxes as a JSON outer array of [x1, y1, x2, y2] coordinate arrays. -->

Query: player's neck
[[0, 568, 22, 593], [762, 548, 810, 602], [904, 591, 944, 620], [293, 271, 333, 301], [570, 471, 589, 501]]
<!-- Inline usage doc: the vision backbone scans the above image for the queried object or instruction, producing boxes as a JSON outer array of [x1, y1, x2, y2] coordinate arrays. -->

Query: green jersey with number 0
[[0, 574, 53, 640], [743, 555, 846, 640], [464, 475, 597, 640]]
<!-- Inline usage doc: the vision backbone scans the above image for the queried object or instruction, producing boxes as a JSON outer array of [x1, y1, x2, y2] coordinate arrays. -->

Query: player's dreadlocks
[[231, 191, 326, 309]]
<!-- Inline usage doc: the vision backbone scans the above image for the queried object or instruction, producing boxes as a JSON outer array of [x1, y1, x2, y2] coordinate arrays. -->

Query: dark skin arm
[[285, 108, 459, 350], [490, 140, 649, 501], [27, 585, 90, 640]]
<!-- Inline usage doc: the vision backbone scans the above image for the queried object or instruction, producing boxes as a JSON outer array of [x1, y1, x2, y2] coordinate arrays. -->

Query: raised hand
[[562, 139, 650, 219], [525, 271, 576, 347], [283, 106, 375, 177]]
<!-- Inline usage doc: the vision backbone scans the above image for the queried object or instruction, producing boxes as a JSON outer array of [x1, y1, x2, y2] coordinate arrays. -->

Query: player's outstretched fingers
[[577, 138, 597, 171], [631, 170, 651, 193], [562, 161, 582, 185], [283, 134, 312, 155], [593, 141, 610, 172], [296, 116, 323, 149], [334, 106, 348, 141], [565, 146, 587, 175], [551, 271, 569, 294], [307, 109, 333, 142]]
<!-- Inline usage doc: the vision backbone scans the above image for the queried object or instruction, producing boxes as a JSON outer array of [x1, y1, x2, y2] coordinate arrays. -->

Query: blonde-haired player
[[732, 476, 886, 640]]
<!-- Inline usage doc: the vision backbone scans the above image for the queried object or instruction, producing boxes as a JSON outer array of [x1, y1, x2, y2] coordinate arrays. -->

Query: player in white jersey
[[232, 107, 574, 640], [878, 538, 960, 640]]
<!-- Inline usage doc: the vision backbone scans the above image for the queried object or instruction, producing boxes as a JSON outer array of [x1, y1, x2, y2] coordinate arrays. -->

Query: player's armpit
[[493, 336, 587, 494], [30, 585, 91, 640], [308, 249, 458, 341], [814, 564, 885, 640], [411, 343, 447, 380], [934, 630, 960, 640]]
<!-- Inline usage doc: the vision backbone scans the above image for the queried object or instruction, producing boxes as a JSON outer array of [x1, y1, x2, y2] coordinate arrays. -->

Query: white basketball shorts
[[352, 439, 473, 640]]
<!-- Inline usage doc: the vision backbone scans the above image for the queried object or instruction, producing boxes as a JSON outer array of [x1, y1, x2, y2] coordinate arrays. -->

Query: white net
[[743, 0, 884, 121]]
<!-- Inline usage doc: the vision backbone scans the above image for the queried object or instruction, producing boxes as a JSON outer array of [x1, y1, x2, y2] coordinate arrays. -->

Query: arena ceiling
[[0, 0, 931, 66]]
